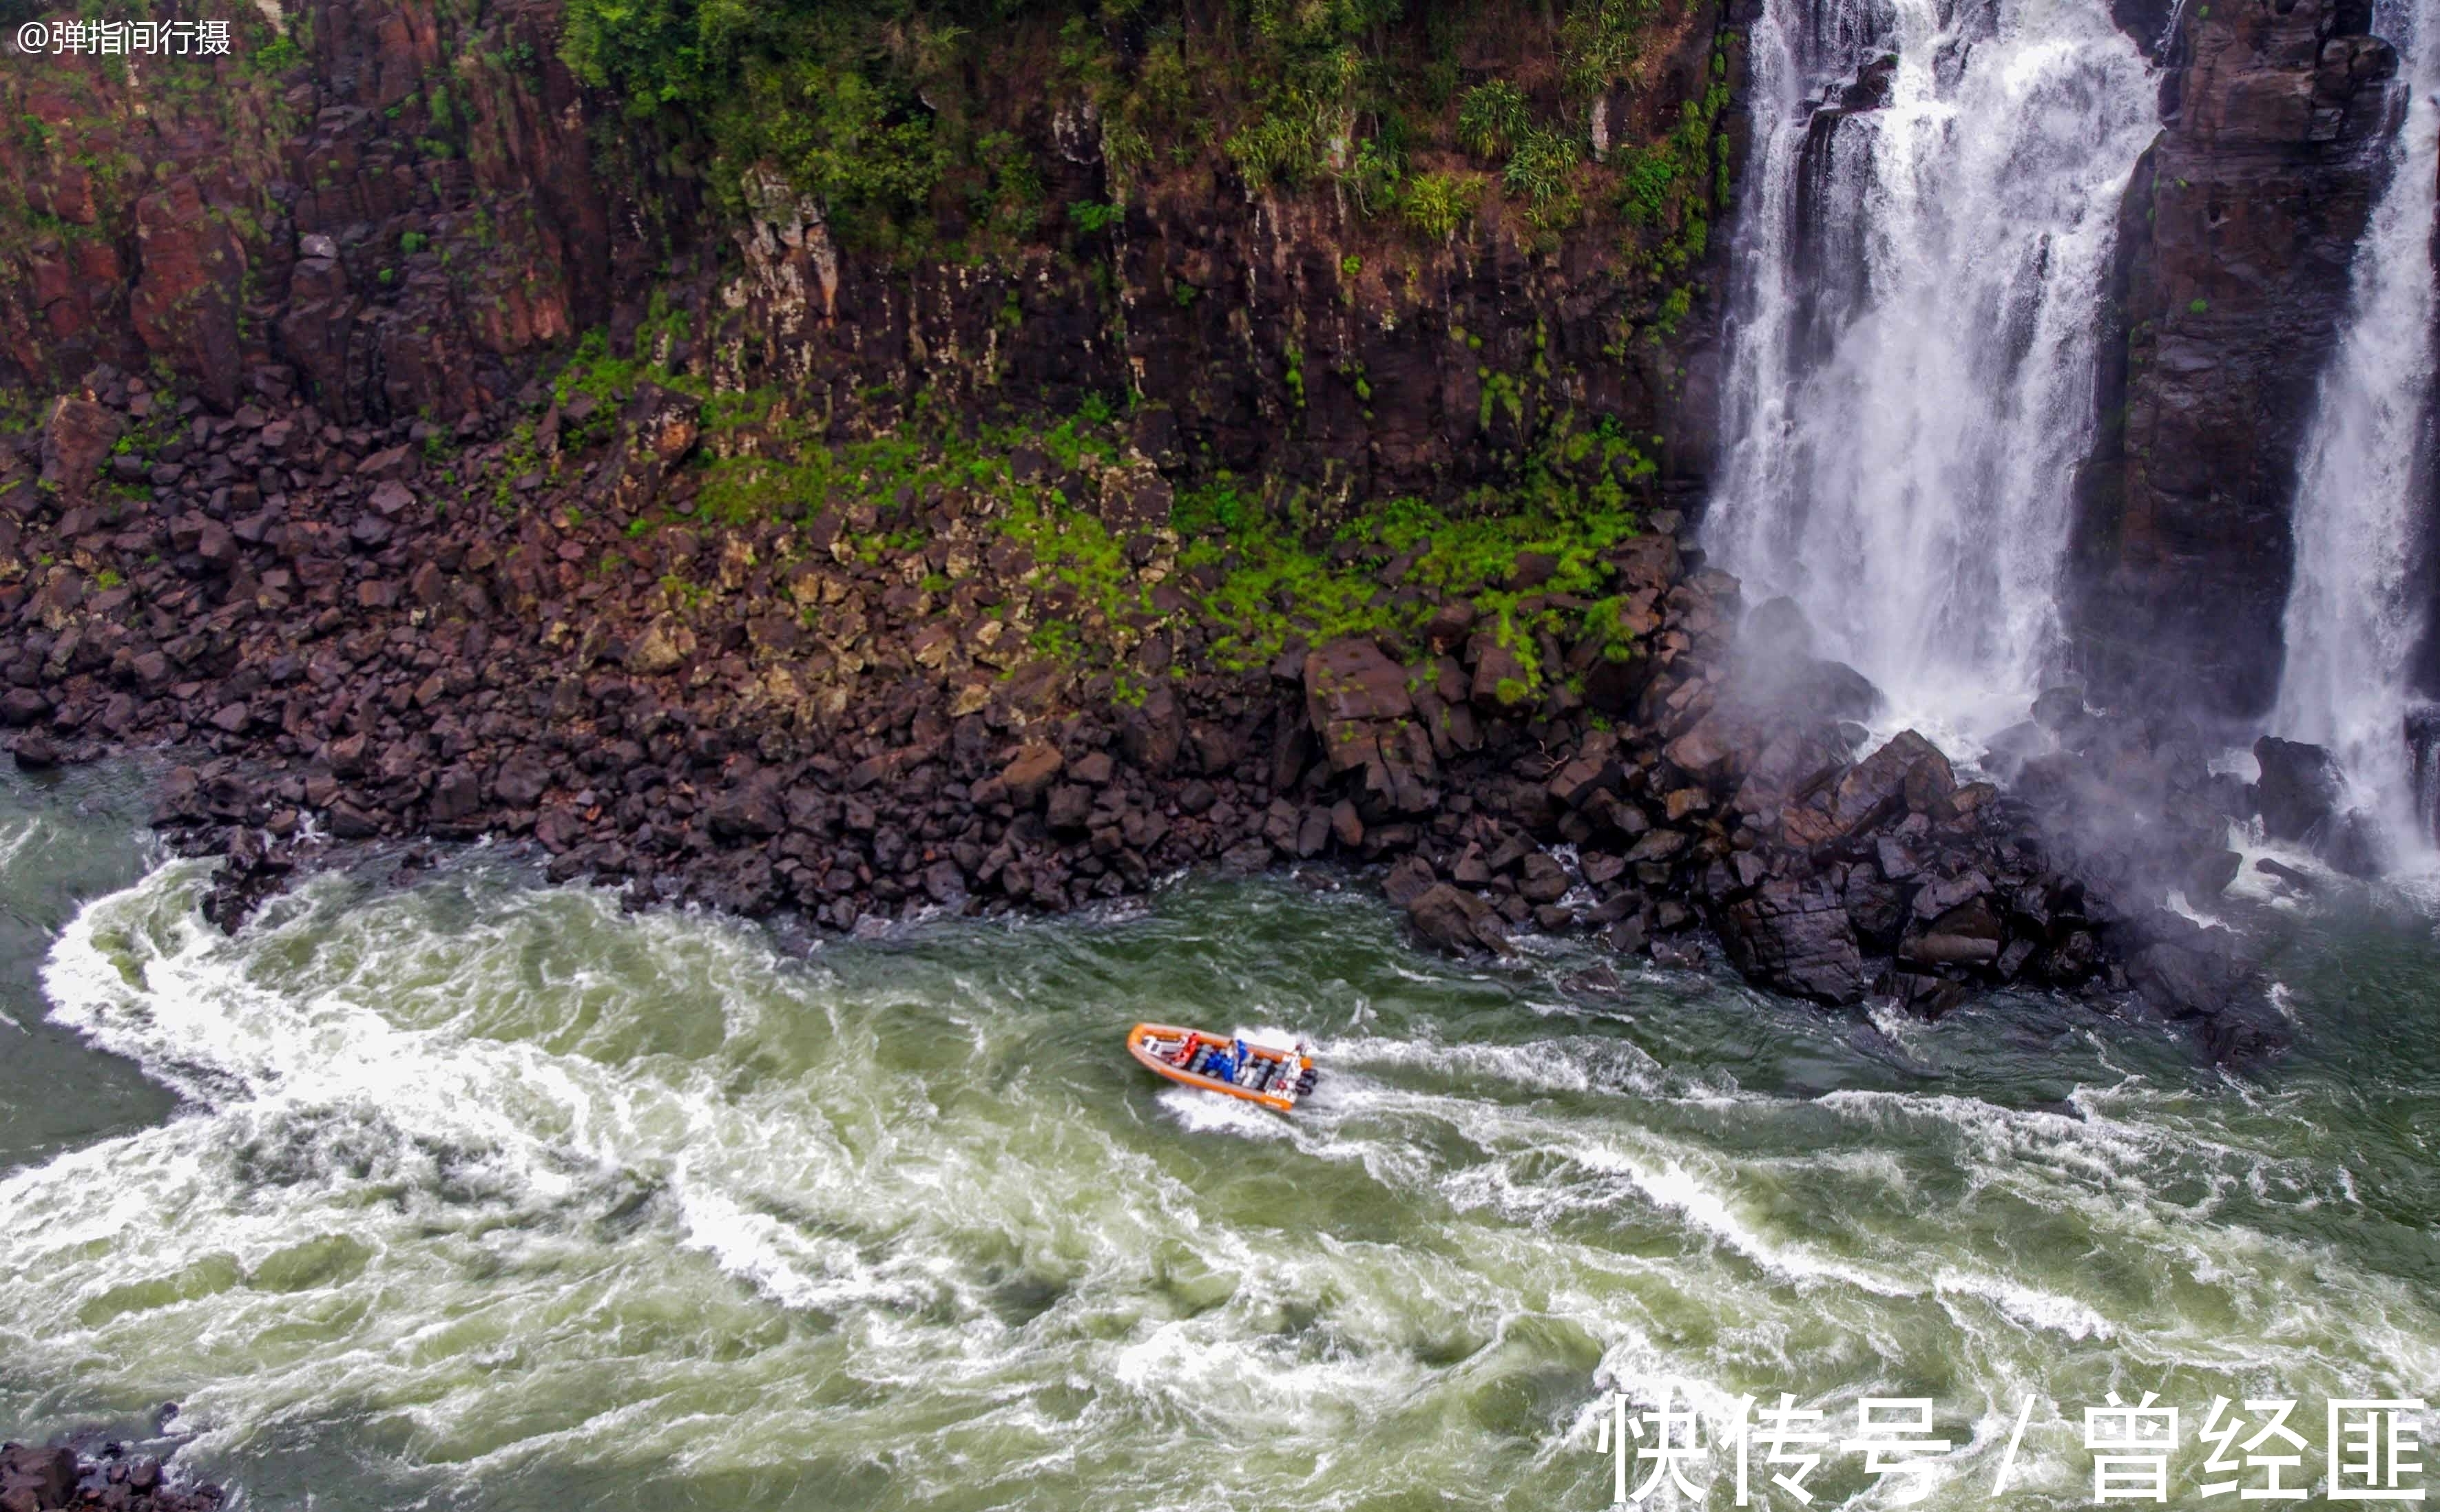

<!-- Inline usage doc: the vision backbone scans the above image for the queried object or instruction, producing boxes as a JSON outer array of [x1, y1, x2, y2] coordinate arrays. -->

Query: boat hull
[[1127, 1022, 1312, 1113]]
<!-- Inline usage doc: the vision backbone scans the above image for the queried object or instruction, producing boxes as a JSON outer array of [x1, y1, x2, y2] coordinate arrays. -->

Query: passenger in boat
[[1203, 1044, 1238, 1084]]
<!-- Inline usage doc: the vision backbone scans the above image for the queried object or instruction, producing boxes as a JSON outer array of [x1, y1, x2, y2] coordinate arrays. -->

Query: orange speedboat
[[1128, 1023, 1318, 1113]]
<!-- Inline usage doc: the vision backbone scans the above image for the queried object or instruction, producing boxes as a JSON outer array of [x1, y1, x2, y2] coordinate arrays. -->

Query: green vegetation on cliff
[[561, 0, 1722, 260], [537, 333, 1651, 700]]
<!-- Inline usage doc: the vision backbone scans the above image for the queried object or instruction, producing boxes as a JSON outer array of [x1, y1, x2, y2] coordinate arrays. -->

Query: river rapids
[[0, 765, 2434, 1510]]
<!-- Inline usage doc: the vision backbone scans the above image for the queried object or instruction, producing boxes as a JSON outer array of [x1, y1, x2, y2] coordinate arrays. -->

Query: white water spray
[[1705, 0, 2157, 732], [2271, 0, 2439, 854]]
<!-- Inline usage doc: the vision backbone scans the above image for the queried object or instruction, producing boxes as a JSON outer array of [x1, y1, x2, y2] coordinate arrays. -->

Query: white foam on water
[[1932, 1269, 2114, 1342], [1, 859, 2433, 1512], [1322, 1031, 1669, 1100], [1154, 1085, 1294, 1140]]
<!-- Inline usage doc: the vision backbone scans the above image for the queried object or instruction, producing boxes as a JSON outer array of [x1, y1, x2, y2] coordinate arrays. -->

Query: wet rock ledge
[[1, 366, 2276, 1056]]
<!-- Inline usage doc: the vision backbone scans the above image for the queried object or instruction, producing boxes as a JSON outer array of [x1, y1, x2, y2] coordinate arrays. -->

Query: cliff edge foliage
[[556, 0, 1728, 270]]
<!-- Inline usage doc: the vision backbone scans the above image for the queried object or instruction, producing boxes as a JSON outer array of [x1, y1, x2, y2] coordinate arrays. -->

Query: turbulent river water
[[1, 764, 2436, 1510]]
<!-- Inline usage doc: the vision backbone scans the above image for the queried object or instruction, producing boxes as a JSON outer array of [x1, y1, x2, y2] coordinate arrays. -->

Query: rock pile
[[0, 361, 2269, 1056], [0, 1441, 220, 1512]]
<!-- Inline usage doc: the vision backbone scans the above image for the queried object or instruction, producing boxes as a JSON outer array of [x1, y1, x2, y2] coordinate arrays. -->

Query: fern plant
[[1457, 81, 1529, 159]]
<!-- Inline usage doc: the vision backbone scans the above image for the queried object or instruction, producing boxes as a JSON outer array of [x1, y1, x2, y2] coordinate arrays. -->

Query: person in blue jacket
[[1202, 1042, 1237, 1083]]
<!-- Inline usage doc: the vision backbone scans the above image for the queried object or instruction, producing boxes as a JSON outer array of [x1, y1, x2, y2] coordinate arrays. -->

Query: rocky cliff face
[[3, 0, 1740, 510], [1, 0, 646, 421], [2069, 0, 2407, 722]]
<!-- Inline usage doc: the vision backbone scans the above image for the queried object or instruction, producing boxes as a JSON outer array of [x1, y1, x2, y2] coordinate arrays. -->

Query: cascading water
[[2270, 0, 2439, 855], [1704, 0, 2157, 733]]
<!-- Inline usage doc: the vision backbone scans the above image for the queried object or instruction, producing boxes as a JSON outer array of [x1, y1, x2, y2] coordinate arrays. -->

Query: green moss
[[509, 322, 1660, 699], [1171, 470, 1645, 689], [1479, 369, 1524, 432]]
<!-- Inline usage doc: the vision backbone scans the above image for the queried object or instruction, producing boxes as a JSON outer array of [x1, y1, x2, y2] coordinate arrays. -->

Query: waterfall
[[2270, 0, 2439, 854], [1704, 0, 2157, 735]]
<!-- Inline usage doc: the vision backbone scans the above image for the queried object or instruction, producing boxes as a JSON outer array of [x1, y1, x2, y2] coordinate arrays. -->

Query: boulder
[[923, 859, 968, 906], [1119, 684, 1186, 774], [493, 754, 551, 806], [2184, 848, 2242, 899], [1714, 881, 1867, 1005], [1097, 463, 1174, 532], [1822, 730, 1950, 839], [0, 1444, 75, 1509], [0, 689, 49, 728], [1382, 854, 1437, 908], [1045, 783, 1094, 832], [39, 397, 121, 501], [1468, 636, 1534, 711], [2316, 807, 2386, 878], [1518, 851, 1572, 903], [1001, 744, 1065, 806], [2252, 735, 2344, 844], [1303, 637, 1413, 726], [709, 779, 786, 841], [1406, 883, 1515, 956], [627, 615, 697, 675], [430, 764, 483, 823], [2123, 910, 2262, 1027], [1900, 897, 2004, 967], [1547, 750, 1623, 808], [612, 385, 703, 514]]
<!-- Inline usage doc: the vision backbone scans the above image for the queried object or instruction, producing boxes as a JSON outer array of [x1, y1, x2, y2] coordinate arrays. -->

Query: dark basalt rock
[[38, 398, 121, 504], [2253, 735, 2344, 843], [2069, 0, 2410, 720], [1715, 880, 1867, 1006], [1, 1438, 222, 1512], [2184, 848, 2242, 899], [2254, 857, 2317, 892], [1406, 883, 1515, 958]]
